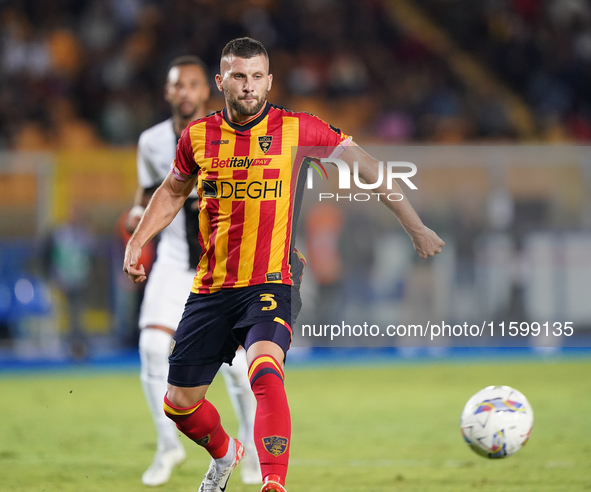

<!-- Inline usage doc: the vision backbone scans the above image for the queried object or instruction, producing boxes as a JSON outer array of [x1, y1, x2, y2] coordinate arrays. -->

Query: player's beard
[[226, 88, 268, 117]]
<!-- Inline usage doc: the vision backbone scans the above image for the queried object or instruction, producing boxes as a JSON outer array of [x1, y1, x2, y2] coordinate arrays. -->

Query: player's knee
[[165, 383, 209, 408], [248, 354, 285, 395]]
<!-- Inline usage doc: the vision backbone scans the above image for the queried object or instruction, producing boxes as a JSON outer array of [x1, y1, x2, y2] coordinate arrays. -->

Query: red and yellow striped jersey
[[173, 101, 350, 294]]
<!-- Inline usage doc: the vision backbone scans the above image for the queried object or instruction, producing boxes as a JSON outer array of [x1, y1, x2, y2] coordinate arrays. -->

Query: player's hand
[[410, 225, 445, 259], [123, 240, 147, 283]]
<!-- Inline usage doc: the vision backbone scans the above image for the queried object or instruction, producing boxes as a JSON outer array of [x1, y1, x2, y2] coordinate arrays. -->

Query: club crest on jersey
[[258, 135, 273, 154], [263, 436, 288, 456], [203, 180, 218, 197]]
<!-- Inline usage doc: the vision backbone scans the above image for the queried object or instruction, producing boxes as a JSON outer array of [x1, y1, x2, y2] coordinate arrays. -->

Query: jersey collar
[[223, 101, 270, 132]]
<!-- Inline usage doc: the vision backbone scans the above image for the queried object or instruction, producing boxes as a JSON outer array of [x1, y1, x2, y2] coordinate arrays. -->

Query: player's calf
[[249, 354, 290, 487], [163, 394, 230, 459]]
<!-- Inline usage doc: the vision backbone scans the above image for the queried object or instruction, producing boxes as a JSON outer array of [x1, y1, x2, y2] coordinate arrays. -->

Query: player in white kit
[[126, 56, 261, 487]]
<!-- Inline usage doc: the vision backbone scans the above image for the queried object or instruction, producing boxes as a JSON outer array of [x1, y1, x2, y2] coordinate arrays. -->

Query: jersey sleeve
[[299, 112, 352, 158], [172, 125, 199, 182]]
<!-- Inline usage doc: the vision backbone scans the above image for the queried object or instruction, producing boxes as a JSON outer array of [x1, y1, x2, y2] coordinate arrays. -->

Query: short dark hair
[[221, 37, 268, 61], [167, 55, 209, 80]]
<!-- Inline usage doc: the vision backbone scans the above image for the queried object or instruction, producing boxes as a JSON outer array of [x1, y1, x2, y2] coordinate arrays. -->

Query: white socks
[[139, 328, 183, 453]]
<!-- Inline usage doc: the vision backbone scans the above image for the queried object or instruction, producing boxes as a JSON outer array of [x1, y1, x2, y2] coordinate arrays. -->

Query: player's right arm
[[300, 112, 444, 259], [123, 170, 197, 283]]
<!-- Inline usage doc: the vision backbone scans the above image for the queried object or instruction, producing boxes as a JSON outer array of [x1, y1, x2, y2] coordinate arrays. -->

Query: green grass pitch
[[1, 358, 590, 491]]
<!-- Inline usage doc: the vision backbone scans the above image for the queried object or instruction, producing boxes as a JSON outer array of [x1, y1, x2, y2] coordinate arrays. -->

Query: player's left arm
[[340, 142, 445, 259]]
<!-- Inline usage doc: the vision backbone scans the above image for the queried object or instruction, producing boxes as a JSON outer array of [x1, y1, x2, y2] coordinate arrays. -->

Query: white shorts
[[139, 260, 196, 331]]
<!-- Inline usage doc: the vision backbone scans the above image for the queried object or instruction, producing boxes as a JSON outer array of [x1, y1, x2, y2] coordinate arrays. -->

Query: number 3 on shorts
[[260, 293, 277, 311]]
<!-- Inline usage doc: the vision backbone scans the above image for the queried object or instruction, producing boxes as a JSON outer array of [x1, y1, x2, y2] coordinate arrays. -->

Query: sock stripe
[[248, 355, 284, 380], [163, 395, 204, 417], [250, 366, 284, 386]]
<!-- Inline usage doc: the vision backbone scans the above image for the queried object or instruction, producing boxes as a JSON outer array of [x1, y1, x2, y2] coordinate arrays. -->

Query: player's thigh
[[232, 284, 302, 362], [232, 284, 302, 334], [168, 291, 238, 389]]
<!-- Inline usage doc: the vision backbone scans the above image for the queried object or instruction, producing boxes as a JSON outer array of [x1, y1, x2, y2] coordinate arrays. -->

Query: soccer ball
[[460, 385, 533, 459]]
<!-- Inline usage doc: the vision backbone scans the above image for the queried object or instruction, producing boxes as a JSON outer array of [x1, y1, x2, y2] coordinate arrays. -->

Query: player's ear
[[215, 74, 224, 93], [268, 73, 273, 92]]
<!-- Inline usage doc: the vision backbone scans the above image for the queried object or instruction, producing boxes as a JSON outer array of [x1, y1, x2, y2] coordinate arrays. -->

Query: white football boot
[[198, 438, 245, 492]]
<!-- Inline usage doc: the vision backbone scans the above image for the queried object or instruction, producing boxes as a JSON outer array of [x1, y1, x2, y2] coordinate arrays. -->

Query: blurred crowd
[[4, 0, 591, 151], [418, 0, 591, 141]]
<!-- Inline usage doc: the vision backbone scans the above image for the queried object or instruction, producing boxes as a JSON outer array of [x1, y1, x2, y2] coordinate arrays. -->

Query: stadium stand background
[[3, 0, 579, 150], [1, 0, 590, 362]]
